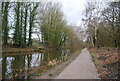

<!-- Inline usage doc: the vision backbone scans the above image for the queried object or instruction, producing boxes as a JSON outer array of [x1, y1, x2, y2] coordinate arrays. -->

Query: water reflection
[[1, 49, 72, 79], [0, 58, 2, 79]]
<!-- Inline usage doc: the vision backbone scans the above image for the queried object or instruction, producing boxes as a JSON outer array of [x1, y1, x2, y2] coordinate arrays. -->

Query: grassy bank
[[2, 45, 45, 54]]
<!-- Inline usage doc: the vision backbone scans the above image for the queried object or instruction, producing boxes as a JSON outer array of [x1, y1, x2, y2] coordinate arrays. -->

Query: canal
[[1, 49, 73, 79]]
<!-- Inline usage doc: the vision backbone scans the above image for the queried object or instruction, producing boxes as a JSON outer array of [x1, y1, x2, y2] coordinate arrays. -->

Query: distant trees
[[12, 3, 39, 47], [82, 2, 102, 47], [37, 3, 82, 49], [1, 2, 82, 50], [82, 2, 120, 48], [102, 2, 120, 47], [65, 25, 83, 51], [38, 3, 66, 49], [1, 2, 39, 48]]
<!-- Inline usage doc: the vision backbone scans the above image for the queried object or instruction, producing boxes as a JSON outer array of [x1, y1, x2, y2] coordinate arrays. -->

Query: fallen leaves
[[90, 47, 119, 79]]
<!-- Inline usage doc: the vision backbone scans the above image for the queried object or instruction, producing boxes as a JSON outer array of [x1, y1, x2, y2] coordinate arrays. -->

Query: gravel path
[[56, 48, 99, 79]]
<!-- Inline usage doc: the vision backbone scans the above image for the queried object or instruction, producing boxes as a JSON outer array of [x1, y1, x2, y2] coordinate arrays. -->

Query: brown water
[[1, 49, 72, 79]]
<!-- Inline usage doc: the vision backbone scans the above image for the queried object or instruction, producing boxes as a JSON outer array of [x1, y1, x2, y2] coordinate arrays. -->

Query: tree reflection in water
[[1, 49, 72, 79]]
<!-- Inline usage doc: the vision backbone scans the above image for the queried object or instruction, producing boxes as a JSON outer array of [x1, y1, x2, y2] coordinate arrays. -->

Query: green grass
[[94, 59, 100, 66], [36, 73, 43, 76], [90, 49, 100, 66]]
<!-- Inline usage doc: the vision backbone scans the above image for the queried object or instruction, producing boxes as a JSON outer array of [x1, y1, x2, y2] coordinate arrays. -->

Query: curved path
[[56, 48, 99, 79]]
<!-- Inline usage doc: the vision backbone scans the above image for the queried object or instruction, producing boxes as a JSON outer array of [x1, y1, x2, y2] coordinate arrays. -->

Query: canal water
[[1, 49, 73, 79]]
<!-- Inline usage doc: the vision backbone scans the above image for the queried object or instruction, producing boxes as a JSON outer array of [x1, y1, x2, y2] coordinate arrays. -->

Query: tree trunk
[[13, 2, 20, 47], [24, 4, 28, 47], [2, 2, 9, 45], [28, 7, 32, 46]]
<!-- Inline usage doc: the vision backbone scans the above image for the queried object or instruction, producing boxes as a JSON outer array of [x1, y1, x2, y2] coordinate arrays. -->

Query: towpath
[[56, 48, 99, 79]]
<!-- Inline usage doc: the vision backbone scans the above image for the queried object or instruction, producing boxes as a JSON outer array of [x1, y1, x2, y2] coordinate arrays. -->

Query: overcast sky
[[61, 0, 86, 26], [32, 0, 86, 39]]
